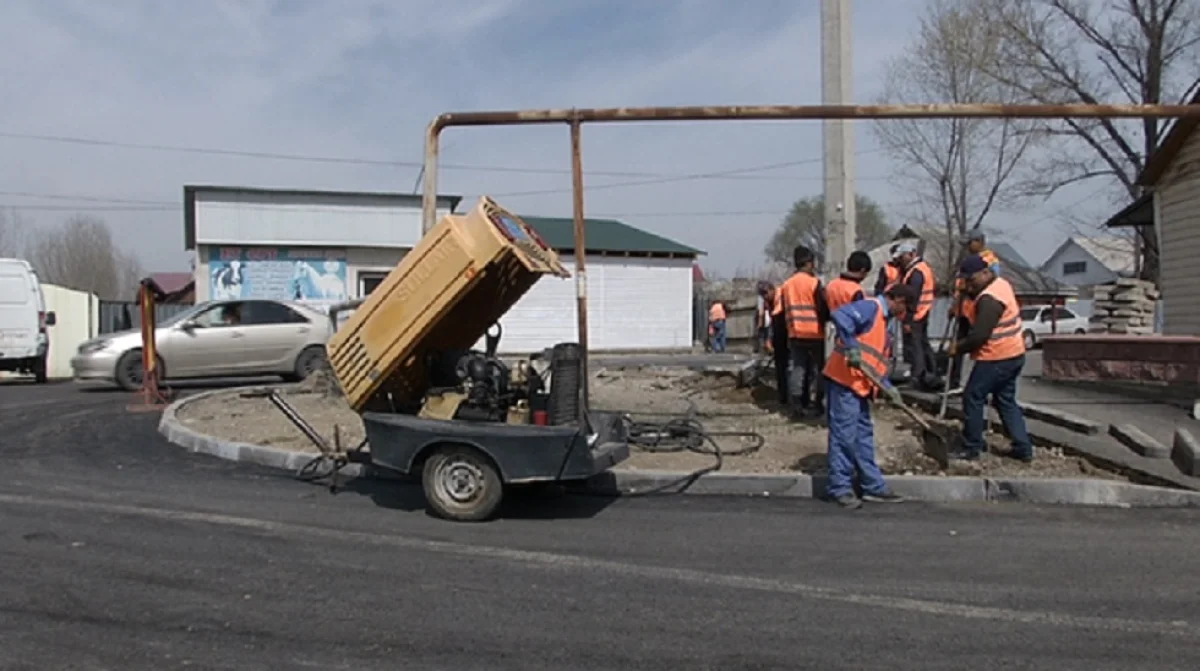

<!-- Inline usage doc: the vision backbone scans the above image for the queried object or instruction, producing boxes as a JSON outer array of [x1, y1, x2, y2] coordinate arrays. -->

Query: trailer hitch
[[241, 388, 356, 493]]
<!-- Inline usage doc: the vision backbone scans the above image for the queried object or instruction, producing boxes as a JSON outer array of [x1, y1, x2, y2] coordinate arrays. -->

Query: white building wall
[[1040, 243, 1120, 288], [43, 284, 99, 379], [193, 191, 451, 249], [475, 256, 694, 353], [1157, 127, 1200, 335]]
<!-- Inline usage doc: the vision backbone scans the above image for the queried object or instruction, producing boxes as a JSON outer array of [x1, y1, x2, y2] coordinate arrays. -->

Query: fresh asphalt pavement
[[2, 379, 1200, 670]]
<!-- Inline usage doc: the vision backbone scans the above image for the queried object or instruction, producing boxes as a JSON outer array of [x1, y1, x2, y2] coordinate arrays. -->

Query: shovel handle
[[858, 365, 933, 431]]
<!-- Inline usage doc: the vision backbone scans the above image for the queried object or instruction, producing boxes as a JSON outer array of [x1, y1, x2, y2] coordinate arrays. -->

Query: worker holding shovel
[[949, 254, 1033, 463], [945, 230, 1002, 396], [822, 284, 920, 509]]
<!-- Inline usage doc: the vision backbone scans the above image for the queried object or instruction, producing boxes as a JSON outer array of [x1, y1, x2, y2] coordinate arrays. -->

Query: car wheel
[[1074, 328, 1086, 334], [293, 345, 329, 380], [32, 355, 47, 384], [1022, 330, 1036, 351], [421, 444, 503, 522], [114, 349, 163, 392]]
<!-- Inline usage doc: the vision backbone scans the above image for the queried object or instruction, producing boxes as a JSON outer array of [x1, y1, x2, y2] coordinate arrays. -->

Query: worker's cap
[[962, 229, 986, 245], [892, 241, 918, 257], [958, 254, 990, 277]]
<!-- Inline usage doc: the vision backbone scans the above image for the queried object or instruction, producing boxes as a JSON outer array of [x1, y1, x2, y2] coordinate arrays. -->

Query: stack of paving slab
[[1088, 278, 1159, 335]]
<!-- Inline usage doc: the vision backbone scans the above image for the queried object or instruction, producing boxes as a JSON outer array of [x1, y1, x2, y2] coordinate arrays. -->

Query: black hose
[[617, 399, 765, 494]]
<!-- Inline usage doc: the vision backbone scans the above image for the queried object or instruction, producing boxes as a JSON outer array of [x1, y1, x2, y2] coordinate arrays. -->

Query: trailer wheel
[[421, 444, 503, 522]]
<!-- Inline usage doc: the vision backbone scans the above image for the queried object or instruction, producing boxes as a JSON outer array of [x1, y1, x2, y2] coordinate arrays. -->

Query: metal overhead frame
[[419, 102, 1200, 410]]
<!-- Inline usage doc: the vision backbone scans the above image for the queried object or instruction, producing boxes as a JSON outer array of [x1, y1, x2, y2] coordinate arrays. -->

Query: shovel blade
[[921, 426, 952, 469]]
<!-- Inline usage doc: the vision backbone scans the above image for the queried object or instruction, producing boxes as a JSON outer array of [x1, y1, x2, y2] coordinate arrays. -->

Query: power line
[[492, 153, 889, 198], [0, 129, 883, 181]]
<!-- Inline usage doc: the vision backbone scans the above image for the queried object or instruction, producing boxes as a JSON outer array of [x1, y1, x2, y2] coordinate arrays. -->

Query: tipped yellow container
[[327, 196, 569, 412]]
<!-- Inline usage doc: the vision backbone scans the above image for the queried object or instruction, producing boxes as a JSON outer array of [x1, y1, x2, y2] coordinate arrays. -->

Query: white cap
[[893, 241, 918, 257]]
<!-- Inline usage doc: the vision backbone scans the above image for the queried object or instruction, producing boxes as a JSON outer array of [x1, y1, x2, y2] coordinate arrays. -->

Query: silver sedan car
[[71, 299, 335, 391]]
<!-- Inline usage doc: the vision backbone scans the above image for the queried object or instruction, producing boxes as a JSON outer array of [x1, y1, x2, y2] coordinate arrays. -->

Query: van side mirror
[[44, 311, 57, 327]]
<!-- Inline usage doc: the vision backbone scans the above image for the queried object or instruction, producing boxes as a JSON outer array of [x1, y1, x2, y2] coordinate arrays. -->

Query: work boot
[[950, 449, 981, 462], [832, 494, 862, 509], [1004, 449, 1034, 463], [862, 491, 906, 503]]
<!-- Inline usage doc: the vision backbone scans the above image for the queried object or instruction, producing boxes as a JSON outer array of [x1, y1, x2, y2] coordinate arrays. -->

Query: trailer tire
[[421, 444, 503, 522]]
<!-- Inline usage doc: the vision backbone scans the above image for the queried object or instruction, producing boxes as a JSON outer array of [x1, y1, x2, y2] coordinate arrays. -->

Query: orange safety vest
[[709, 302, 726, 322], [961, 277, 1025, 361], [825, 277, 864, 313], [779, 272, 822, 339], [823, 297, 891, 398], [902, 259, 936, 321], [952, 248, 1001, 314], [884, 265, 900, 290]]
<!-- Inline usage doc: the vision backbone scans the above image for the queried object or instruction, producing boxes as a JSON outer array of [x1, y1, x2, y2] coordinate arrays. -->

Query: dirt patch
[[175, 365, 1123, 481]]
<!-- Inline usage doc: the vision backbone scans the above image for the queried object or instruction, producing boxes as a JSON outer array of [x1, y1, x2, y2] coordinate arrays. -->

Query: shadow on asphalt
[[329, 477, 615, 521]]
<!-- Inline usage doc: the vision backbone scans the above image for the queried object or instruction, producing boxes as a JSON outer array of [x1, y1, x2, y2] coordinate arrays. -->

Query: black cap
[[958, 254, 989, 277]]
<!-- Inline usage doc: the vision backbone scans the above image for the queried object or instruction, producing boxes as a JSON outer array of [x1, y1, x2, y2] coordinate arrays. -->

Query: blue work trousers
[[710, 320, 727, 353], [961, 354, 1032, 457], [825, 378, 888, 498]]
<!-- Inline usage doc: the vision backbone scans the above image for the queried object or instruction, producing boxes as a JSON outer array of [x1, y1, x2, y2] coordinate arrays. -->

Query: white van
[[0, 258, 56, 383]]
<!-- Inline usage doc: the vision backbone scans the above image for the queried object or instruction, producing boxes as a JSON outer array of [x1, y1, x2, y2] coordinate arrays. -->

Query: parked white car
[[1019, 304, 1089, 350]]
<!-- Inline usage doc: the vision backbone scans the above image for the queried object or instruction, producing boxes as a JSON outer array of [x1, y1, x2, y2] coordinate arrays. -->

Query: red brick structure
[[1042, 334, 1200, 385]]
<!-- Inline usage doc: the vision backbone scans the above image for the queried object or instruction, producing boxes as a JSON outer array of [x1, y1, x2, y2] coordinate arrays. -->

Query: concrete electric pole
[[820, 0, 856, 281]]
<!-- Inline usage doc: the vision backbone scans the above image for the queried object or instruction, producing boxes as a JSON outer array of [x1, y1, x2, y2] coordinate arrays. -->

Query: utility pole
[[820, 0, 855, 281]]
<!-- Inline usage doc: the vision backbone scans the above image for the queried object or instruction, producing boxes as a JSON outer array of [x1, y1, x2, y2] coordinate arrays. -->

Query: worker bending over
[[823, 284, 918, 509], [758, 281, 791, 405], [947, 230, 1001, 394], [950, 254, 1033, 462], [774, 245, 829, 418], [893, 241, 941, 391], [826, 251, 872, 313]]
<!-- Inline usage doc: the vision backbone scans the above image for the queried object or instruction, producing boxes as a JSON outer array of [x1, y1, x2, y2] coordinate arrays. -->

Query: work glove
[[846, 348, 863, 368]]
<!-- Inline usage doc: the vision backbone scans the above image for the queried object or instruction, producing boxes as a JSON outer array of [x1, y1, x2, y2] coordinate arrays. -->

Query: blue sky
[[0, 0, 1128, 275]]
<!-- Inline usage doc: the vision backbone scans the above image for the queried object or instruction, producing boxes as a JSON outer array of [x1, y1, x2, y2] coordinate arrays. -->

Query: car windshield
[[1019, 307, 1041, 321]]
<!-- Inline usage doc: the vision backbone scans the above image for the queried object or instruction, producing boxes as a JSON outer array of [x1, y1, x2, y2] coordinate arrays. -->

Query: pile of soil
[[174, 365, 1123, 481]]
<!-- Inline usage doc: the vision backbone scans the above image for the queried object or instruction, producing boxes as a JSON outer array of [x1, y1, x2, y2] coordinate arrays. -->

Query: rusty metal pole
[[569, 116, 590, 422], [421, 120, 442, 235]]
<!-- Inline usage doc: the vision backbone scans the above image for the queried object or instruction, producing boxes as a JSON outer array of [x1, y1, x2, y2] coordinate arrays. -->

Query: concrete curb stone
[[1109, 423, 1170, 459], [1172, 428, 1200, 476], [158, 389, 1200, 509], [1018, 402, 1105, 436]]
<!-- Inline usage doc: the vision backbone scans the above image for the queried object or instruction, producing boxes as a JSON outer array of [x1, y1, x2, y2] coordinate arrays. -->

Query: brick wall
[[1042, 334, 1200, 384]]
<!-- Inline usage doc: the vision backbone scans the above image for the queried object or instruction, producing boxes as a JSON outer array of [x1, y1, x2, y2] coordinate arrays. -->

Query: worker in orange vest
[[773, 245, 829, 418], [873, 244, 902, 296], [826, 251, 872, 313], [708, 300, 728, 353], [947, 230, 1002, 393], [893, 241, 942, 391], [950, 254, 1032, 462], [758, 281, 791, 404], [822, 283, 918, 508]]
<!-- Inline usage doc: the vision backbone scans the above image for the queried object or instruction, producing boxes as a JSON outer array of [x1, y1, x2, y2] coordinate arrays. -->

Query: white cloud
[[0, 0, 1120, 276]]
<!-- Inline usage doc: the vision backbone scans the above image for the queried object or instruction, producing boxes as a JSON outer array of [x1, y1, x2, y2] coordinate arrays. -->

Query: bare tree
[[970, 0, 1200, 280], [26, 215, 143, 299], [871, 0, 1039, 285], [0, 209, 27, 258]]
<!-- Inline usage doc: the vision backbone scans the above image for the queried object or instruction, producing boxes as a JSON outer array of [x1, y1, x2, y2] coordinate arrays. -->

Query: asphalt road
[[3, 380, 1200, 670]]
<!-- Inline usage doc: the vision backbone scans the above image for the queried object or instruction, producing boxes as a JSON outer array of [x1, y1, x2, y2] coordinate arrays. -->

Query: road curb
[[157, 387, 369, 478], [158, 391, 1200, 508]]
